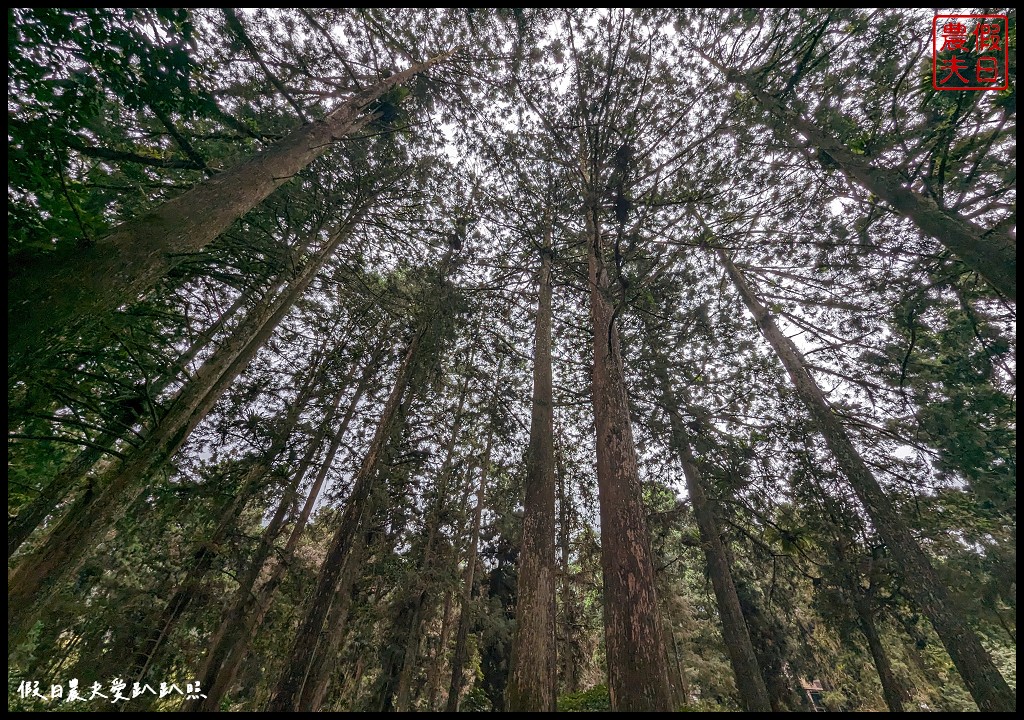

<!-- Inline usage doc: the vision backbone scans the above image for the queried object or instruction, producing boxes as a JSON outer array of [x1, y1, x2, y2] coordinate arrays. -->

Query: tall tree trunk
[[123, 481, 255, 712], [733, 74, 1015, 301], [717, 247, 1016, 712], [7, 410, 131, 559], [855, 592, 909, 713], [425, 589, 454, 710], [374, 591, 423, 712], [304, 353, 465, 713], [445, 464, 487, 712], [8, 53, 451, 366], [126, 346, 335, 699], [297, 521, 374, 711], [168, 279, 255, 377], [446, 364, 503, 712], [8, 209, 369, 641], [349, 657, 365, 710], [391, 375, 472, 711], [653, 363, 772, 711], [822, 493, 914, 713], [184, 343, 381, 712], [556, 445, 583, 694], [8, 286, 250, 559], [727, 545, 803, 712], [586, 206, 673, 711], [507, 246, 558, 712], [668, 628, 690, 707], [267, 300, 441, 711], [393, 600, 426, 711], [387, 573, 428, 708]]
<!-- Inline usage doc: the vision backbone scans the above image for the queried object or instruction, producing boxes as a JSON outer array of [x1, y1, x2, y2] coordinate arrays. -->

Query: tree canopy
[[8, 8, 1016, 713]]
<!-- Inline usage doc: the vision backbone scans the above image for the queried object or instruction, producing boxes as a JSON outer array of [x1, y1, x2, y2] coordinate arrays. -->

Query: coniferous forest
[[7, 8, 1016, 712]]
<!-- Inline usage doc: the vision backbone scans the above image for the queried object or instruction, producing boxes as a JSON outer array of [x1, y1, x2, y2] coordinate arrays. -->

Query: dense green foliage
[[8, 8, 1015, 712]]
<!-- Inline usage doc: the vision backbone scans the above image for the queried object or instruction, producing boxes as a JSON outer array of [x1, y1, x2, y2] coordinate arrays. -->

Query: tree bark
[[446, 364, 503, 712], [653, 363, 772, 712], [507, 246, 558, 712], [587, 206, 673, 711], [297, 524, 373, 711], [556, 445, 583, 694], [7, 210, 369, 641], [425, 589, 454, 710], [8, 287, 250, 559], [392, 379, 472, 712], [8, 52, 451, 366], [718, 247, 1016, 712], [855, 593, 909, 712], [266, 301, 440, 711], [735, 74, 1016, 301], [445, 464, 487, 713], [182, 346, 378, 712], [7, 412, 129, 559]]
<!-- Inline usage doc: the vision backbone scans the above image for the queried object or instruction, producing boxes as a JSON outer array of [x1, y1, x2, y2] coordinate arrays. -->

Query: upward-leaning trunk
[[653, 361, 772, 712], [125, 347, 336, 701], [8, 285, 252, 560], [375, 592, 425, 712], [299, 520, 375, 711], [8, 53, 451, 367], [586, 205, 673, 712], [446, 365, 503, 712], [7, 406, 134, 559], [854, 591, 909, 713], [507, 246, 558, 712], [303, 351, 459, 714], [294, 364, 392, 714], [301, 310, 459, 711], [733, 73, 1015, 301], [267, 302, 440, 711], [717, 247, 1015, 712], [181, 395, 336, 711], [556, 446, 583, 695], [393, 589, 427, 711], [123, 479, 257, 712], [7, 209, 369, 641], [445, 462, 489, 712], [181, 346, 379, 713], [424, 589, 454, 710], [826, 510, 913, 713], [392, 378, 472, 712]]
